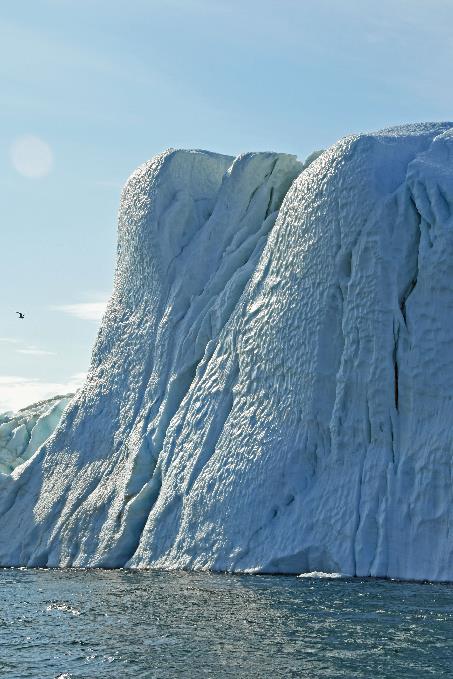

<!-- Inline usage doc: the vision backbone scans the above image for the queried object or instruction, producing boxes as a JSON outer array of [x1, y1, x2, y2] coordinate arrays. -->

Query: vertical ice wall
[[129, 124, 453, 579], [1, 124, 453, 581], [0, 148, 303, 568]]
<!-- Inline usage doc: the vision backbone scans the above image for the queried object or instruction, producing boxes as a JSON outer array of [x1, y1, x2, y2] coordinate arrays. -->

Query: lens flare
[[10, 135, 54, 178]]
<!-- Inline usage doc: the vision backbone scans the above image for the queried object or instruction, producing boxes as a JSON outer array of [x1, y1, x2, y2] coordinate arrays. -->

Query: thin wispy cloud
[[16, 347, 56, 356], [1, 338, 55, 356], [161, 0, 231, 14], [52, 301, 108, 322], [0, 373, 86, 412]]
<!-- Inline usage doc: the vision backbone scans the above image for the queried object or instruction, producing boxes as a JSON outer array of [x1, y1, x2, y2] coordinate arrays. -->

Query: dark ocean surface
[[1, 568, 452, 678]]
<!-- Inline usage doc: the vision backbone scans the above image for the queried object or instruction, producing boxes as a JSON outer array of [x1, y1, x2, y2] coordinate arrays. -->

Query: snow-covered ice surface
[[0, 395, 71, 475], [1, 125, 453, 581]]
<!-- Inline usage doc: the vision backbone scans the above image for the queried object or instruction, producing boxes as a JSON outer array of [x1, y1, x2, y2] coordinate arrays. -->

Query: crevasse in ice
[[1, 124, 453, 582]]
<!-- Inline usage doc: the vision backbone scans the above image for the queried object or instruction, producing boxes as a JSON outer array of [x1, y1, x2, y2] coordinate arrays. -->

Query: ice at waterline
[[1, 123, 453, 582]]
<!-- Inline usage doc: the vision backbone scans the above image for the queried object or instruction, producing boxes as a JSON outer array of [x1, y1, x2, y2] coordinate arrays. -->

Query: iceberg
[[0, 395, 71, 475], [1, 124, 453, 581]]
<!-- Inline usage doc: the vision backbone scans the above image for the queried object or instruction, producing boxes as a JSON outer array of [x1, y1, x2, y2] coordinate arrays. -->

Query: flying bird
[[16, 312, 25, 319]]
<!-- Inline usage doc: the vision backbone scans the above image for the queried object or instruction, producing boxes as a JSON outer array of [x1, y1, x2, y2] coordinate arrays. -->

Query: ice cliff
[[1, 123, 453, 581]]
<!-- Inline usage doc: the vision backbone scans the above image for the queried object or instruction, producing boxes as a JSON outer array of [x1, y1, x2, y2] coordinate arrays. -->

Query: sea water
[[1, 569, 452, 678]]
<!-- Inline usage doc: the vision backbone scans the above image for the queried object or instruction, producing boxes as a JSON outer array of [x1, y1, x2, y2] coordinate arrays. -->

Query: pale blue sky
[[1, 0, 453, 410]]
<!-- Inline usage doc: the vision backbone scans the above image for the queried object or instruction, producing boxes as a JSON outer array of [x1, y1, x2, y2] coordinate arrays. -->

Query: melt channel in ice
[[1, 123, 453, 583]]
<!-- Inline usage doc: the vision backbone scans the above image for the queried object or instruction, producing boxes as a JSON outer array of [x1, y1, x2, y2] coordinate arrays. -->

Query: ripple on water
[[0, 569, 452, 679]]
